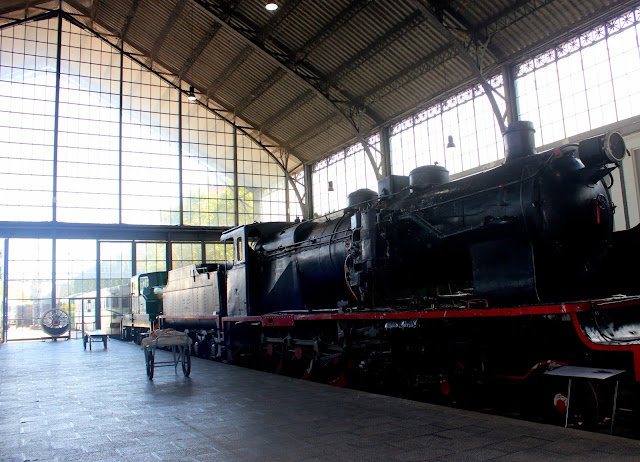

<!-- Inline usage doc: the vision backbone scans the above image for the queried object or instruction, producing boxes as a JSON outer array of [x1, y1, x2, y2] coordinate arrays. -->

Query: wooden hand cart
[[140, 331, 192, 380]]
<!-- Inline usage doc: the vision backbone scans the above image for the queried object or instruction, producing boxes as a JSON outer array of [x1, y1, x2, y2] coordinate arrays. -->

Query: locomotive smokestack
[[504, 121, 536, 162]]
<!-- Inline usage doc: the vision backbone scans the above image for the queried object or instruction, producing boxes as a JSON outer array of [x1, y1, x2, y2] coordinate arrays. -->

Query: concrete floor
[[1, 338, 639, 462]]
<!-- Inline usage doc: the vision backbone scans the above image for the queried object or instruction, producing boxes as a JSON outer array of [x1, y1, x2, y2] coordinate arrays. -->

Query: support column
[[52, 11, 63, 223], [131, 240, 137, 276], [380, 126, 391, 178], [96, 240, 101, 330], [118, 50, 124, 224], [2, 239, 9, 343], [304, 164, 314, 220], [51, 238, 56, 322], [166, 241, 172, 271], [285, 170, 290, 222], [233, 124, 239, 226], [178, 90, 184, 226], [502, 64, 518, 127]]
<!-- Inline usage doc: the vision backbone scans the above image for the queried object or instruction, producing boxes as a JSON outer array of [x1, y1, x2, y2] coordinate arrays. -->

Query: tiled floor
[[1, 338, 639, 461]]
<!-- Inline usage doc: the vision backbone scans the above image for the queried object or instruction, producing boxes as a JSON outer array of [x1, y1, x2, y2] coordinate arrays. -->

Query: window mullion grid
[[553, 52, 567, 140], [578, 47, 593, 131], [119, 50, 123, 224], [52, 11, 63, 224], [178, 90, 184, 226]]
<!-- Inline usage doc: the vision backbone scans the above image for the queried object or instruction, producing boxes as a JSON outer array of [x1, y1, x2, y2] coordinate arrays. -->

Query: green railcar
[[121, 271, 168, 343]]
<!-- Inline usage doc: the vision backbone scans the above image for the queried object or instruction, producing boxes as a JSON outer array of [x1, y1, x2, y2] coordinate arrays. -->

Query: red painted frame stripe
[[569, 312, 640, 382]]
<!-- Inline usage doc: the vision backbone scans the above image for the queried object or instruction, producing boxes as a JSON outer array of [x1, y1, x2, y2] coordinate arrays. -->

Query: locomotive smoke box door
[[470, 237, 537, 301]]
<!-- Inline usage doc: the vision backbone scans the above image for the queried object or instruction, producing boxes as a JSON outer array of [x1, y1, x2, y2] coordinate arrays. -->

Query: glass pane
[[390, 76, 504, 178], [312, 135, 379, 216], [121, 59, 180, 225], [57, 23, 120, 223], [135, 242, 167, 274], [6, 239, 53, 340], [0, 19, 57, 221], [56, 239, 96, 334], [172, 242, 202, 269], [205, 242, 233, 263], [100, 241, 132, 336], [515, 11, 640, 146], [182, 101, 235, 227], [237, 133, 287, 224]]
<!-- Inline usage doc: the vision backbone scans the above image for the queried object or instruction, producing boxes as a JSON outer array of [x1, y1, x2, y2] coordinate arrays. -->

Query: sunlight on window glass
[[57, 22, 120, 223], [237, 134, 288, 224], [6, 239, 53, 340], [516, 10, 640, 146], [312, 135, 380, 216], [0, 20, 57, 221], [391, 76, 505, 177], [121, 58, 180, 225], [135, 242, 167, 274]]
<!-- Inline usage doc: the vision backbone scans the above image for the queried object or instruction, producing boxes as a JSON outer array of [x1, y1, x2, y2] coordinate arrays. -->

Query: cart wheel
[[182, 347, 191, 377], [145, 348, 154, 380], [103, 336, 108, 349], [83, 336, 87, 350]]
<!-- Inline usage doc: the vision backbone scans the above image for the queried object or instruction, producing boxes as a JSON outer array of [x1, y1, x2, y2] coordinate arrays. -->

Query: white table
[[544, 366, 625, 434]]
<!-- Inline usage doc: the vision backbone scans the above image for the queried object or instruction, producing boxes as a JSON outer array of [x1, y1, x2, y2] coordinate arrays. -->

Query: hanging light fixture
[[187, 86, 197, 101], [265, 2, 278, 11], [328, 181, 334, 192], [446, 135, 456, 148]]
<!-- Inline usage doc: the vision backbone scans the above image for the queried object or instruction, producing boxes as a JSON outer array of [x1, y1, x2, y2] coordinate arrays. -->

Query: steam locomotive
[[153, 121, 640, 422]]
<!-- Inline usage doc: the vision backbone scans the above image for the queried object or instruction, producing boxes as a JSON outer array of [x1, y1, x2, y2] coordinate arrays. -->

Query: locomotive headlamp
[[578, 132, 626, 167], [153, 287, 163, 295], [603, 132, 626, 163]]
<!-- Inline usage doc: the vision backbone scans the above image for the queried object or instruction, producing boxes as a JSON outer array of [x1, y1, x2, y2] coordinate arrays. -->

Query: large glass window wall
[[5, 239, 53, 341], [56, 239, 96, 332], [515, 10, 640, 147], [0, 13, 294, 227], [390, 76, 505, 177], [100, 242, 132, 335], [182, 101, 235, 227], [135, 242, 167, 275], [237, 135, 288, 224], [1, 237, 233, 341], [312, 135, 380, 216], [57, 19, 121, 223], [121, 59, 180, 225], [172, 242, 202, 270], [205, 242, 233, 263], [0, 18, 57, 221]]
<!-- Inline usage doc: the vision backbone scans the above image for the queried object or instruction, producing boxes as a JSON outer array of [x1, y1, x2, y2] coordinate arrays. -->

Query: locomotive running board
[[222, 297, 640, 381]]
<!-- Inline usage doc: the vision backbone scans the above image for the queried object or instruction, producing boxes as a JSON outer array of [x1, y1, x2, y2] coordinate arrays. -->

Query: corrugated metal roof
[[6, 0, 639, 169]]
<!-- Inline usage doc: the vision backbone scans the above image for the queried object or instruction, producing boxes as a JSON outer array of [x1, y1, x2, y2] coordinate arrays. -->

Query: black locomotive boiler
[[159, 121, 640, 423], [250, 121, 623, 313]]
